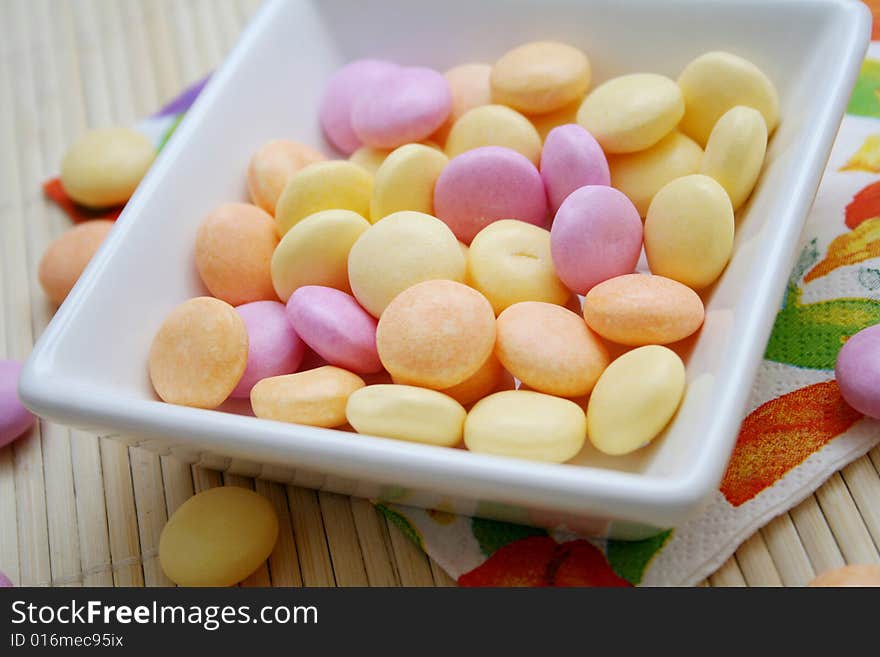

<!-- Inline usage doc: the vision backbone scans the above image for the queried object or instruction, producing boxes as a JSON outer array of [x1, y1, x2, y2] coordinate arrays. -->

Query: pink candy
[[835, 323, 880, 419], [550, 185, 643, 294], [286, 286, 382, 374], [0, 571, 11, 587], [232, 301, 305, 398], [0, 360, 34, 448], [541, 124, 610, 213], [433, 146, 548, 244]]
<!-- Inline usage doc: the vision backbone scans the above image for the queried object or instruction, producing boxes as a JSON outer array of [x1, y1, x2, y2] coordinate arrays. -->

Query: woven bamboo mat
[[1, 0, 879, 588]]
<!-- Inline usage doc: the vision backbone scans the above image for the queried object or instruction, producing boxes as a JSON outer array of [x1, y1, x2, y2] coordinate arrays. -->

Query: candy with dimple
[[583, 274, 705, 346], [274, 161, 372, 236], [347, 210, 465, 317], [159, 486, 278, 587], [346, 384, 466, 447], [433, 146, 547, 244], [490, 41, 591, 115], [577, 73, 684, 153], [550, 185, 642, 294], [247, 139, 326, 215], [432, 63, 492, 144], [38, 219, 114, 305], [541, 124, 610, 214], [231, 301, 304, 398], [271, 209, 369, 301], [351, 66, 452, 149], [195, 203, 278, 305], [149, 297, 249, 409], [700, 105, 768, 211], [644, 174, 735, 289], [495, 301, 609, 397], [587, 345, 685, 455], [60, 126, 155, 208], [0, 360, 35, 448], [250, 366, 365, 428], [370, 143, 448, 221], [445, 105, 543, 165], [287, 286, 382, 374], [467, 219, 569, 314], [377, 279, 495, 389], [834, 323, 880, 419], [808, 564, 880, 587], [465, 390, 586, 463]]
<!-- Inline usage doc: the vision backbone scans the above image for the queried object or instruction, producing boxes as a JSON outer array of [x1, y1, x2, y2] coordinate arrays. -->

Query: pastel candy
[[346, 385, 466, 447], [38, 219, 114, 306], [286, 286, 382, 374], [0, 360, 35, 448], [351, 66, 452, 149], [271, 209, 370, 301], [347, 211, 465, 317], [583, 274, 705, 346], [530, 99, 582, 140], [835, 323, 880, 419], [194, 203, 278, 305], [437, 352, 513, 407], [349, 146, 392, 174], [251, 366, 365, 428], [433, 146, 548, 244], [587, 345, 685, 455], [445, 105, 543, 165], [495, 301, 609, 397], [247, 139, 326, 214], [431, 63, 492, 145], [541, 124, 611, 214], [550, 185, 643, 294], [644, 174, 734, 289], [609, 131, 703, 217], [376, 280, 496, 389], [370, 143, 449, 221], [0, 571, 12, 587], [320, 59, 400, 154], [149, 297, 249, 409], [464, 390, 586, 463], [809, 565, 880, 587], [231, 301, 305, 398], [577, 73, 684, 154]]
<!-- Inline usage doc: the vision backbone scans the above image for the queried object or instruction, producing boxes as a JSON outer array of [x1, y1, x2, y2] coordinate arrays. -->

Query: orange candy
[[38, 219, 114, 305], [808, 564, 880, 587], [247, 139, 326, 215]]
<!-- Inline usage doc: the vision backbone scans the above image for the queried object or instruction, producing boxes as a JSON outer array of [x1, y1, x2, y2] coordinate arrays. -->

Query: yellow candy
[[586, 345, 685, 455], [159, 486, 278, 587], [464, 390, 586, 463], [246, 139, 326, 215], [700, 106, 768, 211], [530, 99, 582, 140], [445, 105, 542, 165], [490, 41, 591, 115], [60, 127, 155, 208], [250, 366, 365, 428], [467, 219, 569, 314], [577, 73, 684, 154], [274, 160, 372, 236], [346, 384, 466, 447], [609, 131, 703, 217], [644, 174, 734, 289], [432, 63, 493, 145], [347, 211, 466, 317], [677, 51, 779, 147], [349, 146, 391, 174], [370, 143, 449, 221], [271, 209, 370, 301]]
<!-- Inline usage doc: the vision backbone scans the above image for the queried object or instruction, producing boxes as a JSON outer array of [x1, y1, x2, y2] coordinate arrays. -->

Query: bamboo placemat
[[1, 0, 878, 588]]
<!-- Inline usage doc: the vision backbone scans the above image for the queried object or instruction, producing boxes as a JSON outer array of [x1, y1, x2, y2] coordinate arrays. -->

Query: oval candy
[[370, 143, 449, 221], [247, 139, 326, 215], [835, 323, 880, 419], [431, 63, 492, 145], [541, 124, 610, 214], [38, 219, 114, 306], [445, 104, 543, 165], [250, 366, 365, 428]]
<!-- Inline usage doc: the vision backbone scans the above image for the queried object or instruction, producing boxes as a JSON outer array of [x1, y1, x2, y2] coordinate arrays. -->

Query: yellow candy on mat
[[445, 105, 543, 165], [271, 209, 370, 301], [159, 486, 278, 587], [577, 73, 684, 154], [247, 139, 326, 215], [347, 211, 466, 317], [346, 384, 467, 447], [250, 366, 365, 428], [644, 174, 735, 289], [349, 146, 392, 174], [587, 345, 685, 455], [149, 297, 248, 409], [464, 390, 587, 463], [609, 131, 703, 217], [490, 41, 591, 115], [700, 105, 768, 211], [370, 143, 449, 221], [467, 219, 569, 314], [677, 51, 779, 147], [432, 63, 493, 145], [274, 160, 372, 236]]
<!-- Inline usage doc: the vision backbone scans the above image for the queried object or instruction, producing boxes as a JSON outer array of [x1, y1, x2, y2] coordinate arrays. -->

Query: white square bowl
[[19, 0, 870, 537]]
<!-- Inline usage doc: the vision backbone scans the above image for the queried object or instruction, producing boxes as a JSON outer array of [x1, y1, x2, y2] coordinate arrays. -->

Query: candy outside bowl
[[19, 0, 871, 537]]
